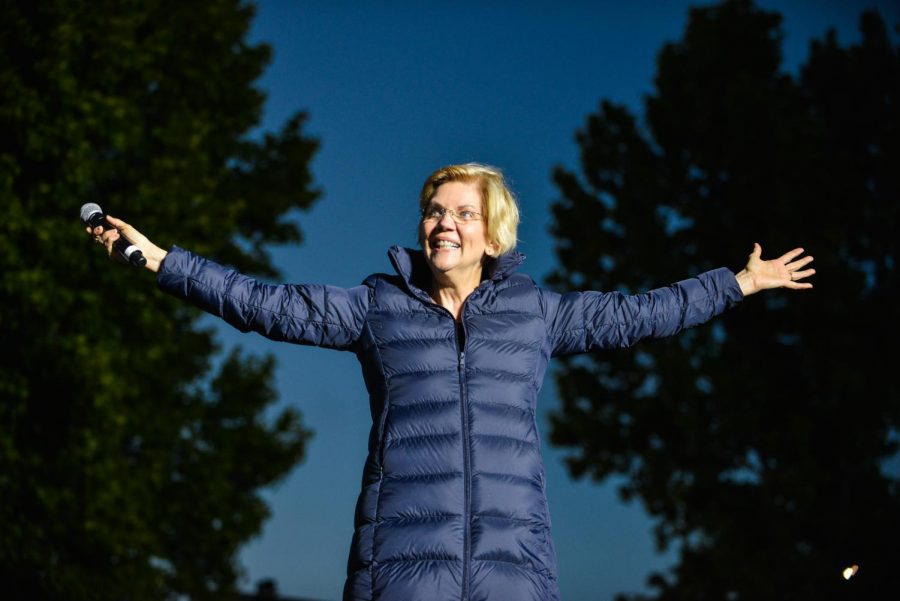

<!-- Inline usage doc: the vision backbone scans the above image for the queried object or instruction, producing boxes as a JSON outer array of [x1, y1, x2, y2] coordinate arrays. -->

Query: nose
[[436, 210, 457, 229]]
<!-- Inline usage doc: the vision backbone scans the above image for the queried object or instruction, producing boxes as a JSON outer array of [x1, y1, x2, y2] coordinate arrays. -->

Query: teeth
[[434, 241, 459, 248]]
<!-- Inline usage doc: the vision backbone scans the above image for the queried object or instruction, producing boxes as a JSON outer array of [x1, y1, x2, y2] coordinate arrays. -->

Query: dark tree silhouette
[[548, 1, 899, 599], [0, 1, 317, 599]]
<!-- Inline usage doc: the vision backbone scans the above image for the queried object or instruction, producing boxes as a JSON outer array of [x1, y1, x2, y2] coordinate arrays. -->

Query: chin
[[427, 257, 456, 272]]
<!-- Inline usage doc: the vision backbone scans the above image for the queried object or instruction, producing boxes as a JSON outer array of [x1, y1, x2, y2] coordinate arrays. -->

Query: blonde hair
[[418, 163, 520, 255]]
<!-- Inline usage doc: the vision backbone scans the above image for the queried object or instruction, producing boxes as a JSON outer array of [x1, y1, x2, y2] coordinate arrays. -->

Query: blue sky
[[201, 2, 900, 599]]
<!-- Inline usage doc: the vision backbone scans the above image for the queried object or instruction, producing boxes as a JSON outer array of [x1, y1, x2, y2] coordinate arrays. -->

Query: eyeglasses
[[421, 205, 483, 223]]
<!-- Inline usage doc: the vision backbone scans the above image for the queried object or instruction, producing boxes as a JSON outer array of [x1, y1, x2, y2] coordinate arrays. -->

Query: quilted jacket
[[157, 244, 744, 601]]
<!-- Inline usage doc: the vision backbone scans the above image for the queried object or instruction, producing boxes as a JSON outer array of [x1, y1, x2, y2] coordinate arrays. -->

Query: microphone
[[80, 203, 147, 267]]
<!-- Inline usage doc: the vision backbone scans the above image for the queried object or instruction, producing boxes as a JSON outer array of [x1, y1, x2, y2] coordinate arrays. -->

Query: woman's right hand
[[86, 215, 168, 273]]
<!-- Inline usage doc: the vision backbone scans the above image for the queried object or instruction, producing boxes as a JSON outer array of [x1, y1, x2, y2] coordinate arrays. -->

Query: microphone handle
[[89, 213, 146, 268], [114, 237, 147, 267]]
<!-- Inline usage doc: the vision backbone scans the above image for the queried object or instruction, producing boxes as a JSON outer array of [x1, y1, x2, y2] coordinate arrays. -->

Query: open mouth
[[431, 240, 460, 250]]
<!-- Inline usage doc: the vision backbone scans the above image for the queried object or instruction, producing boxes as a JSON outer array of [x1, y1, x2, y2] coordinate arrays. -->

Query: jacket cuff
[[711, 267, 745, 306], [156, 245, 193, 296]]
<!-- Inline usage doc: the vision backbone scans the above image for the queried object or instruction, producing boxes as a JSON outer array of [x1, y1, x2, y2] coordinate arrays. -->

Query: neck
[[430, 266, 483, 320]]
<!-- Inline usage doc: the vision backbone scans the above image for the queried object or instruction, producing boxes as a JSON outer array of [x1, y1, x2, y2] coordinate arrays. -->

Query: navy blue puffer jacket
[[157, 245, 743, 601]]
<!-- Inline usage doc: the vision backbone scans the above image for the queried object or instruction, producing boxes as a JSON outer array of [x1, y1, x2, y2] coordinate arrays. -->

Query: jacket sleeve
[[541, 267, 743, 357], [156, 246, 369, 351]]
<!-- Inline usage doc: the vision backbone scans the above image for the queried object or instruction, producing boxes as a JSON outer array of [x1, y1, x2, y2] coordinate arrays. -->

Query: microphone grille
[[80, 203, 102, 223]]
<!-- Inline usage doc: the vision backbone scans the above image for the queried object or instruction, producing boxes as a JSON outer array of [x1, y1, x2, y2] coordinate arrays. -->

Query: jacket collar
[[387, 246, 525, 302]]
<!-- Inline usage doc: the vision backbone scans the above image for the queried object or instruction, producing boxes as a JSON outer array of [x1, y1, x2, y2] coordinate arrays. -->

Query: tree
[[0, 1, 317, 599], [548, 1, 899, 598]]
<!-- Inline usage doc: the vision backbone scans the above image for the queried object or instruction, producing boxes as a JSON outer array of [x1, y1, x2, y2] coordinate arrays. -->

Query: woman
[[88, 163, 813, 601]]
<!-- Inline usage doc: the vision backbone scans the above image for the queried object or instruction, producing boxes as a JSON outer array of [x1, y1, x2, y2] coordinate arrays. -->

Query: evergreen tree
[[0, 1, 317, 598], [548, 1, 899, 598]]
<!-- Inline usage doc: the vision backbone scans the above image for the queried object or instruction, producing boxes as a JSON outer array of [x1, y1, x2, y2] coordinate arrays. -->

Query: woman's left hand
[[735, 243, 815, 296]]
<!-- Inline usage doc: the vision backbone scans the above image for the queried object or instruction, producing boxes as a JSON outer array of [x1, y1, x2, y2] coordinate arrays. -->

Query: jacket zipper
[[426, 291, 479, 600], [456, 315, 471, 601]]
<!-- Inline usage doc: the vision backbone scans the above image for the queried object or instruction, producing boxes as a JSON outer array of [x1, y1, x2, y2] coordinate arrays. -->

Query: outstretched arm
[[543, 244, 815, 356], [734, 243, 814, 296], [543, 267, 744, 355], [86, 217, 369, 351]]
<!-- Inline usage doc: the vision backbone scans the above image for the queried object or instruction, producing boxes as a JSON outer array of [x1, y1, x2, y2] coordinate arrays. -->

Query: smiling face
[[420, 180, 499, 286]]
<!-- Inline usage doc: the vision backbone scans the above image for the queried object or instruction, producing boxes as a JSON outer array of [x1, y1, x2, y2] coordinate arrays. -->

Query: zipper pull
[[459, 351, 466, 366]]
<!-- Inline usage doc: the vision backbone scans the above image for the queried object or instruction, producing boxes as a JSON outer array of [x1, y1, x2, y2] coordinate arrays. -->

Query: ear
[[485, 240, 500, 257]]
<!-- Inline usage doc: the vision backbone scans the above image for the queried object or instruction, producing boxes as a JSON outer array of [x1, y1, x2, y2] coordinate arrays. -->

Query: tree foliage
[[548, 1, 899, 598], [0, 1, 317, 598]]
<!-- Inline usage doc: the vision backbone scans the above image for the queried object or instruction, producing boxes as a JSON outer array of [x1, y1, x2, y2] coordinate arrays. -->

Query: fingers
[[786, 255, 814, 270], [785, 251, 815, 288], [85, 222, 120, 256], [107, 214, 149, 246], [778, 247, 806, 263], [792, 268, 816, 281], [106, 215, 128, 230], [86, 223, 119, 238]]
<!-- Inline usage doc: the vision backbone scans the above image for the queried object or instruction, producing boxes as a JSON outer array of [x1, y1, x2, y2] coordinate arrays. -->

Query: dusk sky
[[186, 2, 900, 599]]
